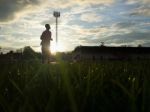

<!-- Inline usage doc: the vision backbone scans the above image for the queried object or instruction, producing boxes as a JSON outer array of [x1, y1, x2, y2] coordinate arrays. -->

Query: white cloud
[[127, 0, 150, 4], [74, 0, 114, 5], [47, 0, 114, 9], [141, 22, 150, 26], [80, 13, 102, 23]]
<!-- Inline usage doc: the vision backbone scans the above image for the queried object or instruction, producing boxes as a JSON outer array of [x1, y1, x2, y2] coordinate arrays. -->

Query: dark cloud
[[143, 42, 150, 47], [80, 31, 150, 46], [129, 5, 150, 17], [114, 22, 136, 29], [106, 31, 150, 44], [120, 1, 150, 17], [0, 0, 43, 22]]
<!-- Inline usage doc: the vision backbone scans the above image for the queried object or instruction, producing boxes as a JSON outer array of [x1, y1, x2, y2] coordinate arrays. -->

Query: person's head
[[45, 24, 50, 30]]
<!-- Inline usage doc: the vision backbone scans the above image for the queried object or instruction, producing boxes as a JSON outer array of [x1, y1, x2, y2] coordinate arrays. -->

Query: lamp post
[[53, 11, 60, 50], [53, 11, 60, 88]]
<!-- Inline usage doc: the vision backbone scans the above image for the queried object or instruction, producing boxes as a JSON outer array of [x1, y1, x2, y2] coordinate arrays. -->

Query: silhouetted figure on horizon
[[40, 24, 53, 63]]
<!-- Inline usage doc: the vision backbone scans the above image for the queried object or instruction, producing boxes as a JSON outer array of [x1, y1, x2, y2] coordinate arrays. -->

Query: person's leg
[[46, 46, 50, 63], [42, 46, 47, 64], [41, 47, 44, 63]]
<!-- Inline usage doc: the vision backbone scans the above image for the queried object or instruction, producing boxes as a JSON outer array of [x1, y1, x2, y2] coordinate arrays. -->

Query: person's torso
[[41, 30, 51, 45]]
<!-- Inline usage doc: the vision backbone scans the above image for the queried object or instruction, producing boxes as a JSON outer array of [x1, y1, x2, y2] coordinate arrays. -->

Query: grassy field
[[0, 60, 150, 112]]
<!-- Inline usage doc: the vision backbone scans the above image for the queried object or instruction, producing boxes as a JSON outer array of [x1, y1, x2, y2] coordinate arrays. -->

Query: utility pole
[[53, 11, 60, 50]]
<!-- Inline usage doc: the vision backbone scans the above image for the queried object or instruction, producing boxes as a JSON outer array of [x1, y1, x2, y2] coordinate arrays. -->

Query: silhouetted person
[[40, 24, 53, 63]]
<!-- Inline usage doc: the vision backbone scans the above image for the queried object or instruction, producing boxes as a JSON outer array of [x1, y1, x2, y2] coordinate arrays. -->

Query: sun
[[50, 43, 65, 54], [50, 44, 56, 54]]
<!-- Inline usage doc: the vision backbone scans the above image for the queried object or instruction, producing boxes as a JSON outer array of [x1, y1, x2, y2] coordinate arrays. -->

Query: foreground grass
[[0, 60, 150, 112]]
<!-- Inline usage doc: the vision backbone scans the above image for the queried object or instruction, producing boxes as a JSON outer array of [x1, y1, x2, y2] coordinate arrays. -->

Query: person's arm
[[40, 32, 44, 40], [50, 31, 53, 41]]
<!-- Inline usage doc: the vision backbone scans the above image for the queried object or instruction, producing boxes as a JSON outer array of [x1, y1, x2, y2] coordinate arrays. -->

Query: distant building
[[73, 46, 150, 61]]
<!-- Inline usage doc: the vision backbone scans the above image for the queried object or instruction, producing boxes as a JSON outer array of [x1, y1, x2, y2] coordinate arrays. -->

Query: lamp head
[[53, 11, 60, 17]]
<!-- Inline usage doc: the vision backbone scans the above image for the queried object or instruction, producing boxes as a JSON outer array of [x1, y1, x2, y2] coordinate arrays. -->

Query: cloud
[[48, 0, 114, 9], [72, 23, 150, 46], [0, 0, 47, 23], [141, 22, 150, 27], [114, 22, 136, 29], [127, 0, 150, 4], [126, 0, 138, 4], [80, 13, 102, 23], [120, 7, 150, 18], [0, 0, 149, 52], [41, 18, 56, 26], [129, 6, 150, 17], [65, 23, 132, 43], [0, 46, 16, 53], [104, 31, 150, 46], [64, 25, 104, 38], [73, 0, 114, 5], [0, 0, 114, 23], [125, 0, 150, 17], [143, 41, 150, 46]]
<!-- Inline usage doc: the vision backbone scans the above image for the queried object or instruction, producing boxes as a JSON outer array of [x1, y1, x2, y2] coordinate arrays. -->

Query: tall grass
[[0, 60, 150, 112]]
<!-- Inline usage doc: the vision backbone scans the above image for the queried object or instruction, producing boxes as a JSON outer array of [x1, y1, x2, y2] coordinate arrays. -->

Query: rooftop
[[74, 46, 150, 54]]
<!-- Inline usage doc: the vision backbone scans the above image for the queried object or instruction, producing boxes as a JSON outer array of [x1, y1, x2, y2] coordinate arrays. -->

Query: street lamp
[[53, 11, 60, 51]]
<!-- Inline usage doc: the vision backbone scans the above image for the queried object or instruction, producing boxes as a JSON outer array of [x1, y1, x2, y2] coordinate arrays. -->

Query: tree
[[23, 46, 36, 59], [138, 44, 142, 47]]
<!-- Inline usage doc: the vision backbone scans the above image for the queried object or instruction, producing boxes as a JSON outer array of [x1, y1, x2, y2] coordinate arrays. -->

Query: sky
[[0, 0, 150, 53]]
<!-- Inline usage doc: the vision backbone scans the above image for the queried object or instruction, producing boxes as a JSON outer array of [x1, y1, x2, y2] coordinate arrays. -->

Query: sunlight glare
[[50, 43, 65, 54], [50, 44, 56, 54]]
